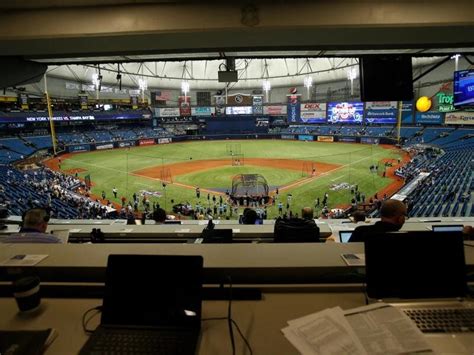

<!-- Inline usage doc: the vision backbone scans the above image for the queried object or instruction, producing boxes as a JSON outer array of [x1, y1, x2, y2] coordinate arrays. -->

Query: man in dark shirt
[[348, 199, 407, 243]]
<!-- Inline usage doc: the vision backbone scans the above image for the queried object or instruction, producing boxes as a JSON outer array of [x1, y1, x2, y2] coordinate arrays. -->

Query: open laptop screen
[[432, 224, 464, 233], [102, 255, 203, 328], [339, 231, 353, 243], [364, 231, 466, 299]]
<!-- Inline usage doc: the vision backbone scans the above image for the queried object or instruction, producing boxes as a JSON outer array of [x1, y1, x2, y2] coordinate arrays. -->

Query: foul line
[[277, 149, 392, 192]]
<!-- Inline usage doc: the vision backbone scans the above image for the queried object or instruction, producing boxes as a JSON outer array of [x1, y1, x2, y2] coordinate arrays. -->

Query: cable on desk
[[201, 278, 253, 355], [82, 305, 102, 334], [227, 276, 236, 355]]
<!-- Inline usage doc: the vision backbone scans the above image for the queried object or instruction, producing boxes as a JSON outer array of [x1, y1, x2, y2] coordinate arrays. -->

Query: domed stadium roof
[[45, 56, 443, 91]]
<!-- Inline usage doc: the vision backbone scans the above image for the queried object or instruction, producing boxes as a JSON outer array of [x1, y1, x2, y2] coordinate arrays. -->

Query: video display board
[[327, 102, 364, 124], [454, 69, 474, 107]]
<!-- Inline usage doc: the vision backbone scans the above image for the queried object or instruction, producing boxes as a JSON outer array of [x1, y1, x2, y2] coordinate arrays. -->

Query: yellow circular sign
[[416, 96, 432, 112]]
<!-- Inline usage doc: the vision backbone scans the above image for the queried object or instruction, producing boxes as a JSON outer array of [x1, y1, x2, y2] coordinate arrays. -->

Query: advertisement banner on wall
[[445, 111, 474, 125], [415, 112, 444, 124], [178, 96, 191, 117], [281, 134, 295, 140], [215, 96, 226, 116], [339, 137, 357, 143], [436, 92, 455, 112], [401, 101, 413, 124], [226, 94, 252, 106], [158, 138, 172, 144], [68, 144, 90, 152], [287, 95, 301, 123], [95, 143, 114, 150], [264, 105, 287, 116], [157, 107, 180, 117], [225, 106, 253, 115], [117, 141, 135, 148], [139, 139, 156, 146], [365, 101, 398, 110], [252, 96, 264, 115], [361, 137, 380, 144], [191, 107, 215, 116], [130, 95, 139, 109], [79, 95, 88, 110], [317, 135, 334, 142], [19, 93, 29, 110], [365, 108, 398, 124], [327, 102, 364, 124], [298, 135, 314, 141], [300, 103, 327, 123]]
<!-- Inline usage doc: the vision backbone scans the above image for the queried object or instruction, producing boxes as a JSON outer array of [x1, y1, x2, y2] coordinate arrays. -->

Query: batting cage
[[230, 174, 270, 204], [226, 143, 241, 155], [159, 167, 173, 184], [301, 161, 317, 177]]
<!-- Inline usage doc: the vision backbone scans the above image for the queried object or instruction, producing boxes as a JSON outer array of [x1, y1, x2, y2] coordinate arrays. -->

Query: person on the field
[[112, 187, 117, 198], [348, 199, 407, 243]]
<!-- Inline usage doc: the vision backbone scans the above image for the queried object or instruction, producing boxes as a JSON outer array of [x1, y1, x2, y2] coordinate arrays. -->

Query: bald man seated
[[348, 199, 407, 243], [2, 208, 62, 244]]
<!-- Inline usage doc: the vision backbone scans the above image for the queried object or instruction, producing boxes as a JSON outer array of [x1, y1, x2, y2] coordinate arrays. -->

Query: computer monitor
[[364, 231, 466, 299], [432, 225, 464, 233]]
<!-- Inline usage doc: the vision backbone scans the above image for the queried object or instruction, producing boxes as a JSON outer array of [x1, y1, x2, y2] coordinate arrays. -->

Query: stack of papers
[[282, 303, 433, 355]]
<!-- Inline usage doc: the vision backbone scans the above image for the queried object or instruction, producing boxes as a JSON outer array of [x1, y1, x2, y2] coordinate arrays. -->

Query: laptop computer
[[431, 224, 464, 233], [50, 229, 70, 243], [79, 254, 203, 355], [364, 231, 474, 353], [338, 230, 353, 243]]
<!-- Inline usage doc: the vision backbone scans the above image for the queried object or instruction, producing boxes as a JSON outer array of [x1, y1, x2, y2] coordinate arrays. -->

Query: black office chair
[[273, 218, 321, 243]]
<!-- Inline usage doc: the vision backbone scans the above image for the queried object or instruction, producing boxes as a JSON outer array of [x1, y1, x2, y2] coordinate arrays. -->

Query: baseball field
[[45, 139, 406, 218]]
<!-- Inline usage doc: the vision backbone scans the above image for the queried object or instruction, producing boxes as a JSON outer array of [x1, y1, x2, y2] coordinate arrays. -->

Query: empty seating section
[[85, 130, 114, 143], [0, 138, 36, 156], [421, 127, 455, 144], [407, 148, 473, 218], [23, 136, 53, 149]]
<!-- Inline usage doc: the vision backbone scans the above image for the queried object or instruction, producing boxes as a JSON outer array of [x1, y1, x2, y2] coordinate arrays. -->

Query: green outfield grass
[[60, 140, 402, 218]]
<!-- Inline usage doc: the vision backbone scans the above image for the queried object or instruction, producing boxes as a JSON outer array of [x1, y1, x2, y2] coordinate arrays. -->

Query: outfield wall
[[65, 134, 395, 153]]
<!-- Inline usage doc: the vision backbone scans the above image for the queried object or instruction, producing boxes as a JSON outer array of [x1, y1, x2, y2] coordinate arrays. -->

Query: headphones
[[22, 208, 50, 223]]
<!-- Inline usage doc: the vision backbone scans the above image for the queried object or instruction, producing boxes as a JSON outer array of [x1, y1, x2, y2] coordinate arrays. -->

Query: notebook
[[338, 230, 353, 243], [364, 231, 474, 353], [79, 254, 203, 355]]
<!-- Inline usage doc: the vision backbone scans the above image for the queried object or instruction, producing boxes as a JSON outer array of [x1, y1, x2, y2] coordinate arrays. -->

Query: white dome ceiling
[[46, 57, 442, 91]]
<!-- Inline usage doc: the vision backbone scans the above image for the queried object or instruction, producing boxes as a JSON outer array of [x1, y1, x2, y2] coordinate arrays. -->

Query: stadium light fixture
[[347, 68, 357, 96], [304, 76, 313, 100], [92, 73, 100, 89], [181, 81, 190, 96], [138, 78, 148, 91], [262, 80, 271, 102], [451, 54, 461, 71]]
